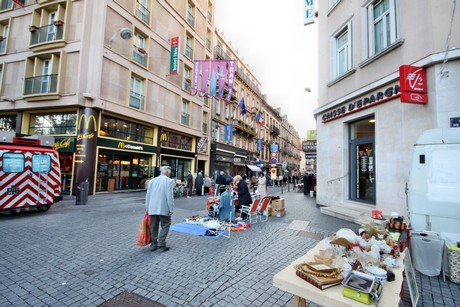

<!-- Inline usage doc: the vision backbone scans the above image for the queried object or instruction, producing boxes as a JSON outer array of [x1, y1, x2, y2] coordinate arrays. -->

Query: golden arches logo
[[118, 142, 125, 149], [160, 133, 167, 142], [77, 114, 98, 132]]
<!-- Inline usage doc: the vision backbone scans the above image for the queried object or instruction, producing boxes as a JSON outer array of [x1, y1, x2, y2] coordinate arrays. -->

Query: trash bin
[[76, 179, 89, 205], [446, 244, 460, 284]]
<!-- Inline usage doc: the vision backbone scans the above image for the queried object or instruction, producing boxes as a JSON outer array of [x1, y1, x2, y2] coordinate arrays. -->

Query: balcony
[[270, 125, 280, 135], [24, 74, 58, 96], [214, 45, 230, 60], [133, 46, 147, 66], [129, 91, 145, 110], [0, 37, 6, 53], [136, 1, 150, 23], [181, 112, 190, 126], [30, 24, 64, 46], [185, 45, 193, 59], [183, 79, 191, 92], [234, 120, 257, 137]]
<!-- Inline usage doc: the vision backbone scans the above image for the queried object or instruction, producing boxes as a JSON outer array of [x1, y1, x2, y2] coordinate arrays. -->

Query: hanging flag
[[200, 61, 209, 94], [191, 60, 200, 95], [209, 61, 219, 97], [217, 61, 227, 99], [256, 138, 263, 152], [255, 111, 265, 125], [13, 0, 25, 7], [225, 60, 236, 101], [238, 97, 247, 115], [225, 124, 233, 142]]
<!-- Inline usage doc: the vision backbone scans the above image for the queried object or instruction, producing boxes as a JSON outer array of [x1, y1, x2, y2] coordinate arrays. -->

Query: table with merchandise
[[273, 235, 406, 306]]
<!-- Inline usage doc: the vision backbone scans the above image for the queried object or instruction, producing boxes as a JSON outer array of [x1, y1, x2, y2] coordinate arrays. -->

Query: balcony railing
[[206, 38, 211, 50], [24, 74, 58, 95], [30, 24, 63, 45], [183, 79, 191, 91], [186, 11, 195, 26], [136, 1, 150, 23], [181, 112, 190, 126], [0, 0, 12, 11], [202, 122, 208, 133], [133, 46, 147, 66], [185, 45, 193, 59], [270, 125, 280, 135], [0, 37, 6, 53], [129, 91, 145, 110]]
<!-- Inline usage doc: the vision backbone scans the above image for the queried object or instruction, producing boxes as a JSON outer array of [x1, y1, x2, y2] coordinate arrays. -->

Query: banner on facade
[[169, 36, 180, 75], [304, 0, 315, 25], [225, 60, 236, 101], [192, 60, 237, 99], [256, 138, 263, 152], [224, 124, 233, 142]]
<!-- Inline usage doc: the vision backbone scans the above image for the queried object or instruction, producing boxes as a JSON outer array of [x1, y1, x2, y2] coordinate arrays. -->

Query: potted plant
[[137, 47, 146, 54], [53, 20, 64, 27], [29, 25, 38, 32]]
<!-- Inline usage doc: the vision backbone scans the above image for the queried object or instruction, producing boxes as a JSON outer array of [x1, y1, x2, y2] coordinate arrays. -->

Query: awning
[[246, 165, 262, 172]]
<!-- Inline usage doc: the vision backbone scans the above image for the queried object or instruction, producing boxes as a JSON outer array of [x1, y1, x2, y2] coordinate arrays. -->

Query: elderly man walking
[[145, 165, 175, 252]]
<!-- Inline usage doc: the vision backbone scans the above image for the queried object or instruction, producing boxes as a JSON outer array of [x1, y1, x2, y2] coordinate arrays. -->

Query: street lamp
[[108, 28, 133, 48], [305, 87, 311, 92]]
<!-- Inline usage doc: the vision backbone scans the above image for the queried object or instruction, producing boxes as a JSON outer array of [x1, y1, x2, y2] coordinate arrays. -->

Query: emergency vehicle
[[0, 131, 62, 212]]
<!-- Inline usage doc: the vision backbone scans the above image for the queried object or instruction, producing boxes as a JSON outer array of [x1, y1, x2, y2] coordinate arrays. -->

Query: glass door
[[350, 137, 375, 204]]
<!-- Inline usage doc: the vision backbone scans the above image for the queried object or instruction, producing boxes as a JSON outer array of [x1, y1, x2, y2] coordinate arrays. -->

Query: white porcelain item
[[365, 266, 388, 284], [335, 228, 358, 244]]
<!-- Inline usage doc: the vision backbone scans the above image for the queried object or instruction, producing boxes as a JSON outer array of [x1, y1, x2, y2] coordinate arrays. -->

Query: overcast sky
[[215, 0, 318, 138]]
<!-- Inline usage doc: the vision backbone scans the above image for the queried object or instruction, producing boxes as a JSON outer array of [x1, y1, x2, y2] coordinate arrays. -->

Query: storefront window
[[28, 112, 77, 135], [350, 116, 375, 204], [100, 115, 153, 144], [161, 131, 193, 151], [0, 115, 16, 131], [161, 156, 192, 182]]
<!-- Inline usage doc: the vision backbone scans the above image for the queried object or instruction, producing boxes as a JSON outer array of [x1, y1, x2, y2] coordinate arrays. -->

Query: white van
[[408, 128, 460, 233]]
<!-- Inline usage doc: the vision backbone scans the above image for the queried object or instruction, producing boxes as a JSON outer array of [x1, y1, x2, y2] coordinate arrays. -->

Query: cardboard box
[[272, 208, 286, 217], [271, 198, 285, 210]]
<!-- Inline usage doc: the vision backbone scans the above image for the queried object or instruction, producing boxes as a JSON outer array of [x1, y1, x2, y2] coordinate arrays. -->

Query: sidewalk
[[0, 188, 458, 306]]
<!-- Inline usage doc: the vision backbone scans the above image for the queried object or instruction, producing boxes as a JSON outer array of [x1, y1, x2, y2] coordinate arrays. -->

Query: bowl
[[365, 266, 388, 284]]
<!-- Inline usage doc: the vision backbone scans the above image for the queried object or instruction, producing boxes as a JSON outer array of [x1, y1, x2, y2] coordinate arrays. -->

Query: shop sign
[[322, 85, 400, 123], [197, 137, 207, 153], [97, 138, 156, 153], [216, 155, 232, 162], [302, 140, 316, 152], [169, 36, 180, 75], [451, 117, 460, 128], [54, 137, 75, 152], [304, 0, 314, 25], [234, 157, 242, 163], [399, 65, 428, 104]]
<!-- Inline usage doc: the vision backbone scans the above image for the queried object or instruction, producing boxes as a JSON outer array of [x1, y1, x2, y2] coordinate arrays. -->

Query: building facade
[[314, 0, 460, 218], [0, 0, 214, 195]]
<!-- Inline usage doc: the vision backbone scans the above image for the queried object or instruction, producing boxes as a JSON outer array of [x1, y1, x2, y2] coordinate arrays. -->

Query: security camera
[[119, 28, 133, 40]]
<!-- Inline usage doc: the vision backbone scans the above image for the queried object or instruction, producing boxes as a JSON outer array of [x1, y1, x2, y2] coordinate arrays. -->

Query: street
[[0, 186, 458, 306]]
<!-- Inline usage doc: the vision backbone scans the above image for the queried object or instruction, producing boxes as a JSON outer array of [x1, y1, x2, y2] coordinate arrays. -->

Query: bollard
[[76, 179, 89, 205]]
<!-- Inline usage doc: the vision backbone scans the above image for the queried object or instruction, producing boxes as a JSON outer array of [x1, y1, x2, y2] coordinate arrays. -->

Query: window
[[32, 155, 51, 173], [202, 112, 208, 133], [183, 65, 191, 91], [0, 114, 16, 131], [181, 99, 190, 126], [185, 33, 194, 59], [207, 1, 213, 23], [215, 126, 220, 142], [186, 1, 195, 27], [28, 112, 77, 135], [367, 0, 396, 55], [332, 21, 352, 78], [0, 22, 8, 53], [206, 28, 212, 50], [0, 0, 12, 11], [133, 32, 147, 66], [203, 95, 209, 106], [2, 153, 24, 173], [215, 99, 221, 115], [225, 104, 230, 119], [24, 53, 60, 96], [100, 115, 153, 143], [130, 76, 144, 110], [136, 0, 150, 23]]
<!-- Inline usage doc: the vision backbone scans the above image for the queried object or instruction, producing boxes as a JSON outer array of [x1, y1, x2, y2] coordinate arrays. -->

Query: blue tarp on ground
[[170, 222, 222, 238]]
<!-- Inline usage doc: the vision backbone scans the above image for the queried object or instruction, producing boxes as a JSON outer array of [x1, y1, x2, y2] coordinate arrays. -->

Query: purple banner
[[217, 61, 227, 100], [225, 60, 236, 101], [191, 60, 200, 95], [209, 61, 219, 97], [200, 61, 210, 94]]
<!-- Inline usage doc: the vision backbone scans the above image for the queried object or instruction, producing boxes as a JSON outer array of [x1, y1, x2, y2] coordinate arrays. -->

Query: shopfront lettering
[[54, 138, 71, 150], [77, 132, 95, 141], [322, 85, 400, 122]]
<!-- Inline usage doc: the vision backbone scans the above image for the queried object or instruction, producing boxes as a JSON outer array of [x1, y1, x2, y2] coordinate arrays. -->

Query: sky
[[215, 0, 318, 138]]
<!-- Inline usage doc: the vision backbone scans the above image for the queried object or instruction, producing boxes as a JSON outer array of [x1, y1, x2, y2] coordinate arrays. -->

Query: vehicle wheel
[[38, 205, 50, 212]]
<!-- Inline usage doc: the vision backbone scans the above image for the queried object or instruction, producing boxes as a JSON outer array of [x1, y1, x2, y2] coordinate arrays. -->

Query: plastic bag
[[137, 213, 151, 246]]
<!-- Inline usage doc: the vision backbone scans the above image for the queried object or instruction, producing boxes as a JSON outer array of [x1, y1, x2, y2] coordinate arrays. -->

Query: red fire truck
[[0, 131, 62, 212]]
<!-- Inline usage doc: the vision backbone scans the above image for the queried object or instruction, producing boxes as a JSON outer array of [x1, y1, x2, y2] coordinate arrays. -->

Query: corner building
[[0, 0, 214, 195], [314, 0, 460, 218]]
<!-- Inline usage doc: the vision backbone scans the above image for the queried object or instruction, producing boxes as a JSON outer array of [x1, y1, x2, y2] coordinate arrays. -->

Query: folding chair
[[240, 198, 261, 224], [257, 197, 271, 222]]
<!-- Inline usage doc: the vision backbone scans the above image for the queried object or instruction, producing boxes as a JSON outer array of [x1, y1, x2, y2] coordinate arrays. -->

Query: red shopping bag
[[208, 186, 213, 195], [137, 212, 151, 246]]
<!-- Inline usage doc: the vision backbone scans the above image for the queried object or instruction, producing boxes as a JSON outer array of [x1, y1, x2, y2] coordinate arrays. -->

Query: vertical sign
[[191, 60, 200, 95], [304, 0, 315, 25], [224, 124, 233, 142], [169, 36, 180, 75], [399, 65, 428, 104], [256, 138, 263, 152], [225, 60, 236, 101], [13, 0, 25, 7]]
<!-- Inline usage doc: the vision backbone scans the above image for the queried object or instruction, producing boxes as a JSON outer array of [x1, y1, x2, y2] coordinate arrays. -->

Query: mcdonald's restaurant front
[[96, 138, 156, 192]]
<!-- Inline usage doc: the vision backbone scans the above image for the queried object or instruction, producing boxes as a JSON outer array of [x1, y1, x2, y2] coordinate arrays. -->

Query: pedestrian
[[195, 172, 203, 196], [145, 165, 175, 252], [216, 171, 227, 195], [257, 172, 267, 198], [250, 174, 258, 193], [278, 174, 284, 187], [303, 173, 309, 195], [234, 175, 252, 215], [224, 172, 233, 186], [187, 171, 193, 198], [203, 174, 211, 195]]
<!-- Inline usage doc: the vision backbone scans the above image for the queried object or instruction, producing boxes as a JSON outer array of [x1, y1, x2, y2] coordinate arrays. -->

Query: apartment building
[[280, 114, 301, 173], [0, 0, 214, 195], [313, 0, 460, 218]]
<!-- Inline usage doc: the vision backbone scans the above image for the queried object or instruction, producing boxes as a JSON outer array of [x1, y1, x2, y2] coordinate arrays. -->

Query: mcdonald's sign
[[160, 133, 168, 142], [77, 114, 98, 132], [118, 141, 125, 149]]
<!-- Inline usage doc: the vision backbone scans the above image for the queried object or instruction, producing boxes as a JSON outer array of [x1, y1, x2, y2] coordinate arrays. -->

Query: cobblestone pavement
[[0, 186, 459, 307]]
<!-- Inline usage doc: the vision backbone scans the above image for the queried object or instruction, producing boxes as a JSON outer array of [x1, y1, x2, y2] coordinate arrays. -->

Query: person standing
[[187, 171, 193, 198], [216, 171, 227, 195], [203, 174, 211, 195], [257, 172, 267, 198], [145, 165, 175, 252], [195, 172, 204, 196], [234, 175, 252, 215], [250, 174, 258, 193]]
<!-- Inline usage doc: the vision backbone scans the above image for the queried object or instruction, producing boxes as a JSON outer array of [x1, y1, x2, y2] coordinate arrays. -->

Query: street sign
[[282, 161, 287, 167], [271, 152, 277, 158], [270, 168, 277, 180], [270, 143, 278, 152], [271, 158, 277, 164]]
